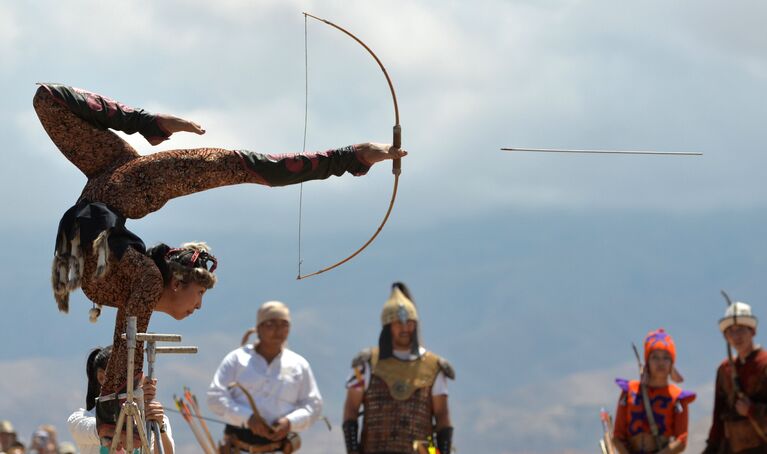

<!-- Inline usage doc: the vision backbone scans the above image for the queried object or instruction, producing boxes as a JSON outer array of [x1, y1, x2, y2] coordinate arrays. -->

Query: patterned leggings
[[33, 83, 367, 395], [34, 86, 255, 394], [33, 85, 264, 219]]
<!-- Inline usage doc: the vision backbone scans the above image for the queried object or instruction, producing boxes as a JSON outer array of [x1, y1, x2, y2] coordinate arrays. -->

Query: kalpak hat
[[719, 301, 758, 332]]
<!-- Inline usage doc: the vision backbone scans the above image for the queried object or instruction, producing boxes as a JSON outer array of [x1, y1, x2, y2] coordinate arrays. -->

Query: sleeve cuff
[[285, 413, 301, 430], [285, 409, 314, 432], [351, 145, 373, 174]]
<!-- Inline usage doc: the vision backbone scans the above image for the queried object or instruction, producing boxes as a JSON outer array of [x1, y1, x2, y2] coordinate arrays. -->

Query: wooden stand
[[109, 316, 198, 453]]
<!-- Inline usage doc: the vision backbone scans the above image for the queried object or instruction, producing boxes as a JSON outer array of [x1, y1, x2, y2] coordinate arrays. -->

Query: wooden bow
[[227, 381, 274, 436], [297, 12, 402, 280]]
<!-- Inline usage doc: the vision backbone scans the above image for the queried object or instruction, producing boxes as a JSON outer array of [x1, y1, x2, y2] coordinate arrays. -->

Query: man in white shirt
[[342, 282, 454, 454], [0, 420, 17, 454], [208, 301, 322, 453]]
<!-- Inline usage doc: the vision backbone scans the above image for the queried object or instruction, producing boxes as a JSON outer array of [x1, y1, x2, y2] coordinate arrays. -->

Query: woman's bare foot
[[357, 142, 408, 165], [150, 114, 206, 145]]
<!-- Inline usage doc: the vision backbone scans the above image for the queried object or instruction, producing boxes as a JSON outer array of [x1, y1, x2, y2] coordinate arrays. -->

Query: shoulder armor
[[615, 378, 630, 392], [352, 348, 374, 369], [677, 389, 696, 404], [437, 356, 455, 380]]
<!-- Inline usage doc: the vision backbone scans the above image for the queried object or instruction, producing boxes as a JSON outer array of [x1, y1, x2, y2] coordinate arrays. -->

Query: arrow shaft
[[501, 147, 702, 156]]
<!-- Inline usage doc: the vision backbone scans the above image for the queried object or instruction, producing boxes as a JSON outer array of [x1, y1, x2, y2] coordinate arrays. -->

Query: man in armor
[[342, 282, 454, 454]]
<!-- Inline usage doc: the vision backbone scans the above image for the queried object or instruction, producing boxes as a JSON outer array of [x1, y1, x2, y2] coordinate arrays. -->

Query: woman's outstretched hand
[[151, 114, 206, 145], [357, 142, 408, 165]]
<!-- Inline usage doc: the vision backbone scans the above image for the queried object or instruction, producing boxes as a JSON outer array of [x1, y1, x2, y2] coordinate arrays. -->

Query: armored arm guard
[[342, 420, 360, 453], [436, 426, 453, 454]]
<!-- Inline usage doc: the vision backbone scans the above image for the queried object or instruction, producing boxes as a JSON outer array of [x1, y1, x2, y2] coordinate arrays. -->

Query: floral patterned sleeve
[[235, 146, 372, 187]]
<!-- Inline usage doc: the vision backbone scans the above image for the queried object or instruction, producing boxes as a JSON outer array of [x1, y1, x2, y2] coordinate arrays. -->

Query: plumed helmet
[[381, 283, 418, 326], [378, 282, 421, 359], [720, 301, 758, 332]]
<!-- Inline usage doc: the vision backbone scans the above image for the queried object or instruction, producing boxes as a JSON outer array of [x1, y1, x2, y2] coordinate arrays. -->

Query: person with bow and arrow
[[612, 329, 695, 454], [33, 82, 405, 442], [704, 296, 767, 454]]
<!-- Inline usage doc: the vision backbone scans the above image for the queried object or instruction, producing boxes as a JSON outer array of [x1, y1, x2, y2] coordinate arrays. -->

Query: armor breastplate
[[361, 374, 434, 453], [360, 352, 441, 453], [372, 352, 441, 400]]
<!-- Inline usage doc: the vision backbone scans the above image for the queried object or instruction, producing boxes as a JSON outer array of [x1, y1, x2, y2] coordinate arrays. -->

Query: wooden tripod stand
[[108, 316, 198, 453]]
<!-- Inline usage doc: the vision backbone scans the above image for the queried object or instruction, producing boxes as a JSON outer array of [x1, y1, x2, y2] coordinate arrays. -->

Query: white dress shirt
[[207, 345, 323, 431], [67, 408, 174, 454]]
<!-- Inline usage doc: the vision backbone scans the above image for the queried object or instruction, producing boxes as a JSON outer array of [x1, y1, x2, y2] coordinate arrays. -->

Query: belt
[[231, 437, 283, 453]]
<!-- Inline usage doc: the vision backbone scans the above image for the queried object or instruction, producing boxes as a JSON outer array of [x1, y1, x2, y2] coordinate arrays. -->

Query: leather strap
[[230, 437, 282, 453]]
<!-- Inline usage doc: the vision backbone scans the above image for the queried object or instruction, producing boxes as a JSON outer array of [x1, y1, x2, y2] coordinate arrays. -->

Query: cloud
[[2, 3, 767, 453], [7, 0, 767, 232], [462, 361, 714, 453], [0, 357, 82, 444], [0, 4, 20, 71]]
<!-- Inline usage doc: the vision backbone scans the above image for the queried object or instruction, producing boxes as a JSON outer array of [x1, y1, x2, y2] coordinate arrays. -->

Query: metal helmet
[[381, 283, 418, 326], [379, 282, 421, 359]]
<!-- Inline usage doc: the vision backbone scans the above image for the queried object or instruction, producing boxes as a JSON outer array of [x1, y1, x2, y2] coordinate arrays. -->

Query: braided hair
[[85, 346, 112, 410], [146, 242, 217, 289]]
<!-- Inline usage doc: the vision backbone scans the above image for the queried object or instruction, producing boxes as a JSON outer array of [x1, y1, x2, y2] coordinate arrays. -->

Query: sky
[[1, 0, 767, 452]]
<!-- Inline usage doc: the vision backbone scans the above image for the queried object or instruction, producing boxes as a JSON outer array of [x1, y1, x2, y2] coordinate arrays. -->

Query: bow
[[720, 290, 767, 442], [297, 12, 402, 280], [227, 381, 273, 435]]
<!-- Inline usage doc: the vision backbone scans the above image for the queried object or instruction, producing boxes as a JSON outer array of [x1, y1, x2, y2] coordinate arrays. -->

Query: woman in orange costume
[[613, 329, 696, 454]]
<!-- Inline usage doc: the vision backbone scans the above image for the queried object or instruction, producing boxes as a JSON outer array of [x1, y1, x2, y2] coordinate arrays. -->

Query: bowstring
[[298, 14, 309, 278]]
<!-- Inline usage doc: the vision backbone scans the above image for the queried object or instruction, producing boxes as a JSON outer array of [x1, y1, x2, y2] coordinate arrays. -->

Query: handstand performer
[[33, 83, 406, 437]]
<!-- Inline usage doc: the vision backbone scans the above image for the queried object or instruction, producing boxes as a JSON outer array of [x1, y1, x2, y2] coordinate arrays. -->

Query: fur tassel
[[51, 231, 72, 312], [51, 255, 70, 313], [54, 291, 70, 314], [51, 255, 67, 292], [56, 230, 69, 256], [89, 305, 102, 323], [66, 256, 80, 291], [68, 233, 83, 290], [92, 229, 111, 278]]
